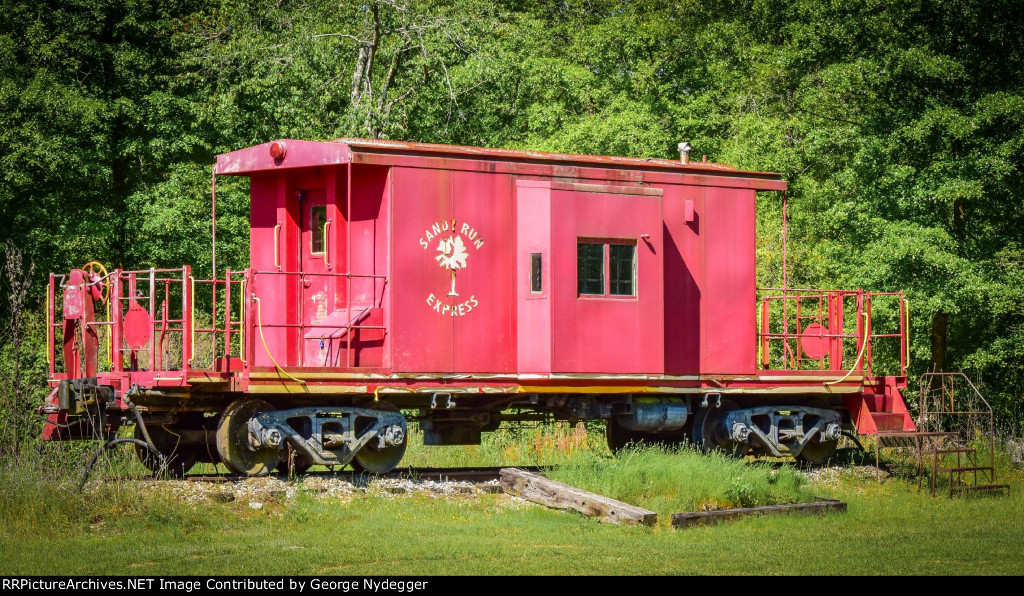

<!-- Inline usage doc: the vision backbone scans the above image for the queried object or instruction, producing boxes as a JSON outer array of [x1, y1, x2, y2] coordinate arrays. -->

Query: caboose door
[[299, 189, 331, 365]]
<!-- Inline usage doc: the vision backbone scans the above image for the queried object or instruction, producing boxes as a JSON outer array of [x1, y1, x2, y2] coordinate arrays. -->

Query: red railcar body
[[41, 139, 913, 474]]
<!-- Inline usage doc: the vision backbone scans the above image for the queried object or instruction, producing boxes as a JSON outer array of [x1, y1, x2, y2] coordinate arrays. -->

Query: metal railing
[[47, 267, 194, 377], [917, 372, 995, 464], [48, 266, 248, 378], [189, 270, 247, 370], [47, 266, 389, 379], [246, 269, 388, 369], [757, 288, 907, 376]]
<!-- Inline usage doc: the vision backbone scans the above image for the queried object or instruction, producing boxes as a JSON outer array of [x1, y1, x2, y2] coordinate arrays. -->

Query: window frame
[[309, 204, 327, 256], [576, 238, 637, 299], [530, 252, 543, 294], [525, 249, 548, 299], [608, 242, 637, 297], [576, 241, 606, 296]]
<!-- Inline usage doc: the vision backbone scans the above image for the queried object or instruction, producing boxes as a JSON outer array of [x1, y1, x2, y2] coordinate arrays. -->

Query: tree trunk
[[349, 2, 381, 137], [930, 310, 948, 388], [952, 198, 966, 236]]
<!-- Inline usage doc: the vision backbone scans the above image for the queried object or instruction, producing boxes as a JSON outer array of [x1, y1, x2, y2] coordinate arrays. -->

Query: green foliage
[[1, 0, 1023, 431]]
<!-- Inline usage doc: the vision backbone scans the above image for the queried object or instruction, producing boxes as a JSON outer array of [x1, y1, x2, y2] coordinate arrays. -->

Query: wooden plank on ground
[[671, 500, 847, 529], [499, 468, 657, 526]]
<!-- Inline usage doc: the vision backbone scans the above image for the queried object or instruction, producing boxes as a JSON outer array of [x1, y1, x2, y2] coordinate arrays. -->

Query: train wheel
[[350, 440, 407, 475], [605, 417, 639, 452], [350, 402, 406, 474], [216, 398, 281, 476], [692, 398, 746, 457], [796, 439, 839, 465], [133, 423, 198, 477]]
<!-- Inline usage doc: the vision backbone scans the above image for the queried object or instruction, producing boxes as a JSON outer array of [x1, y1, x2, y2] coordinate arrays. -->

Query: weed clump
[[547, 444, 812, 513], [0, 447, 221, 540]]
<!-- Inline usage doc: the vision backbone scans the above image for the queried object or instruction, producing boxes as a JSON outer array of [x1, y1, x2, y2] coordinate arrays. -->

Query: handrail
[[239, 275, 247, 367], [253, 295, 305, 385], [760, 287, 905, 296], [188, 275, 195, 367], [252, 270, 386, 278], [273, 223, 281, 270], [917, 372, 997, 484], [756, 287, 906, 376], [236, 323, 386, 330], [182, 271, 249, 370], [904, 297, 911, 370], [117, 267, 195, 274], [48, 265, 387, 376], [106, 296, 113, 370], [918, 372, 994, 417], [46, 276, 53, 373], [824, 312, 868, 386], [324, 220, 331, 269], [242, 268, 389, 369]]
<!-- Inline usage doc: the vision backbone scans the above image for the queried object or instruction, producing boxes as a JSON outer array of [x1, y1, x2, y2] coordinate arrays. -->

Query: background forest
[[2, 0, 1022, 451]]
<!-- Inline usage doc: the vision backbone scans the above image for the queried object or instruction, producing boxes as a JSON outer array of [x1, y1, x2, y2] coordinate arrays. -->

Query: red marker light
[[269, 141, 287, 160]]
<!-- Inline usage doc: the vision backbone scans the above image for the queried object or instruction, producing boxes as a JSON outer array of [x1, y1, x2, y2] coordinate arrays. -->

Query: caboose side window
[[578, 240, 636, 297], [577, 242, 605, 295], [310, 205, 327, 255]]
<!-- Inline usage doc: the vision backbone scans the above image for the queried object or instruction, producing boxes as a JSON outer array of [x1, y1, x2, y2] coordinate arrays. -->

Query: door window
[[310, 204, 327, 255]]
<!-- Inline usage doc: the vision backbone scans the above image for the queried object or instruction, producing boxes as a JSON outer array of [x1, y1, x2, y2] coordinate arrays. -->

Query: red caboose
[[42, 139, 911, 475]]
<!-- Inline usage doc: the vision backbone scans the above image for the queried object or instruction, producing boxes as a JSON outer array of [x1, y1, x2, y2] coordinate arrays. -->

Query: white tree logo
[[435, 235, 468, 296]]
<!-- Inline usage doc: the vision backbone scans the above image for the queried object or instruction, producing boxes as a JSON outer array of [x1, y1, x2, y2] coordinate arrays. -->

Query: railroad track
[[102, 465, 549, 484]]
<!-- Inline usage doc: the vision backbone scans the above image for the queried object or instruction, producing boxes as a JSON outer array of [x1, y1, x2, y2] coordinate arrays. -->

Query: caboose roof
[[215, 138, 786, 191]]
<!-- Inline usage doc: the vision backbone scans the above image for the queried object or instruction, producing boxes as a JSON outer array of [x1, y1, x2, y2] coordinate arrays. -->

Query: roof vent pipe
[[677, 142, 692, 164]]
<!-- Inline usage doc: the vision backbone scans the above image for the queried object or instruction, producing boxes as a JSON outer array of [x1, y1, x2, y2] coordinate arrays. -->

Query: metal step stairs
[[873, 372, 1009, 497], [920, 444, 1009, 497], [874, 431, 1009, 496]]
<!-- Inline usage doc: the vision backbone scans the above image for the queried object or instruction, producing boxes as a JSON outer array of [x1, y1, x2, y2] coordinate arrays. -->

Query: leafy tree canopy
[[1, 0, 1021, 421]]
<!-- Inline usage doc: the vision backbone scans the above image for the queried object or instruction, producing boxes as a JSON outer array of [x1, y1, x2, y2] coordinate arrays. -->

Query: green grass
[[2, 427, 1023, 575], [399, 421, 608, 468], [547, 445, 812, 514]]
